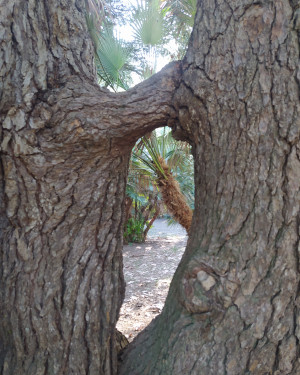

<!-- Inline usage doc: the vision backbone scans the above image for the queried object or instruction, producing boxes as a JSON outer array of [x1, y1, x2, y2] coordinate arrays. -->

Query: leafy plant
[[124, 183, 160, 243], [162, 0, 197, 58], [131, 0, 166, 47], [85, 0, 196, 89], [130, 128, 194, 233], [86, 15, 135, 90], [163, 0, 197, 28], [85, 0, 106, 29], [124, 217, 145, 243], [85, 2, 195, 238]]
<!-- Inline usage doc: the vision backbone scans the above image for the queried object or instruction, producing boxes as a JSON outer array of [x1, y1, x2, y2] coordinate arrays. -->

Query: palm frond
[[86, 15, 131, 90], [131, 0, 165, 47], [96, 27, 130, 90], [128, 128, 194, 232], [86, 0, 106, 29], [163, 0, 196, 27]]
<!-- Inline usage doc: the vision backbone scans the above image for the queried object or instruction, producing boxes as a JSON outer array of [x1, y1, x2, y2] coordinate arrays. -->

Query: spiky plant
[[163, 0, 197, 28], [125, 150, 161, 242], [162, 0, 197, 58], [132, 129, 194, 233], [86, 14, 135, 90], [130, 0, 166, 47]]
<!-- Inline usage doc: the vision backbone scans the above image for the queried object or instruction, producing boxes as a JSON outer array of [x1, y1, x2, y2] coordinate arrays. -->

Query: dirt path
[[117, 219, 187, 341]]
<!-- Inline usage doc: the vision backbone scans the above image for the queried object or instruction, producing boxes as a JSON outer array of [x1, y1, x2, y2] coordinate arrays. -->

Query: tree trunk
[[120, 1, 300, 374], [143, 201, 160, 241], [0, 1, 180, 374], [157, 156, 193, 232], [124, 197, 133, 225], [1, 0, 300, 375]]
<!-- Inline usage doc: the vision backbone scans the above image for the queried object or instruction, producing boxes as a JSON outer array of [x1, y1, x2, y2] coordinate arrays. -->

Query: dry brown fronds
[[157, 157, 193, 233]]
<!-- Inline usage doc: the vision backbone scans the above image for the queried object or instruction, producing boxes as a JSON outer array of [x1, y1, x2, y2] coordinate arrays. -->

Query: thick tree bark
[[120, 1, 300, 374], [1, 0, 300, 375], [0, 1, 180, 374]]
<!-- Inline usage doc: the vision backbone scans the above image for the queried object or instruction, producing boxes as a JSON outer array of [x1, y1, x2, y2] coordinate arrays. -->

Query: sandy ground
[[116, 219, 187, 341]]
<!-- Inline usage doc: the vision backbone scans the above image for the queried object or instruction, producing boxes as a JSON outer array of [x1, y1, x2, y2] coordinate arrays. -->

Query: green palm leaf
[[86, 14, 131, 90], [164, 0, 197, 27], [131, 0, 165, 47], [96, 28, 130, 90]]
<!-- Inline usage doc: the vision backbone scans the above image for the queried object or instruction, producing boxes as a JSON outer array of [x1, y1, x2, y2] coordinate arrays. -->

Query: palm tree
[[86, 2, 195, 237], [86, 0, 106, 27], [163, 0, 197, 28], [85, 0, 196, 89], [132, 129, 194, 233], [125, 146, 161, 243], [131, 0, 166, 47]]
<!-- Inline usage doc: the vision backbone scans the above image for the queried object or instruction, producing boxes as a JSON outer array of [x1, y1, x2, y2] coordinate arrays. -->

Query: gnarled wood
[[0, 1, 180, 374], [120, 0, 300, 374], [1, 0, 300, 374]]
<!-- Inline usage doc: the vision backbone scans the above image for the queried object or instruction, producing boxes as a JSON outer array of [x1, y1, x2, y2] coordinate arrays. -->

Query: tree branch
[[39, 62, 182, 156]]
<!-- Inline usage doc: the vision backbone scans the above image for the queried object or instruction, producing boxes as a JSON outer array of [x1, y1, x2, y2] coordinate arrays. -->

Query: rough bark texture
[[1, 0, 300, 374], [0, 1, 180, 374], [120, 1, 300, 374]]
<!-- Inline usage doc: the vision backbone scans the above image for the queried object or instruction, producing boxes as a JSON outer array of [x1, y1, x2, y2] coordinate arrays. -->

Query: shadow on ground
[[117, 219, 187, 340]]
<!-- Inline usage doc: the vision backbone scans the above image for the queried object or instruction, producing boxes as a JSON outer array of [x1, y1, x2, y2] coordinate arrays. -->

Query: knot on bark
[[179, 261, 240, 316]]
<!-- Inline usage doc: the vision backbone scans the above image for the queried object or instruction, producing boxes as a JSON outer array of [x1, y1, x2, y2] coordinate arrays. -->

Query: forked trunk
[[1, 0, 299, 374], [120, 1, 300, 374]]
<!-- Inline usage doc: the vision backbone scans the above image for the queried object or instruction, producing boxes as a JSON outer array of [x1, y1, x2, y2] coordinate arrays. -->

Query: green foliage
[[86, 15, 135, 90], [96, 27, 130, 90], [86, 0, 196, 89], [124, 217, 145, 243], [132, 128, 194, 209], [125, 179, 159, 243], [129, 128, 194, 227], [85, 2, 195, 233], [131, 0, 166, 47], [163, 0, 197, 28], [85, 0, 106, 28]]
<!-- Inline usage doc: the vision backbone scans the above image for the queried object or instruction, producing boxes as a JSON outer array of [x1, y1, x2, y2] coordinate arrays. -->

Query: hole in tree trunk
[[117, 127, 194, 343]]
